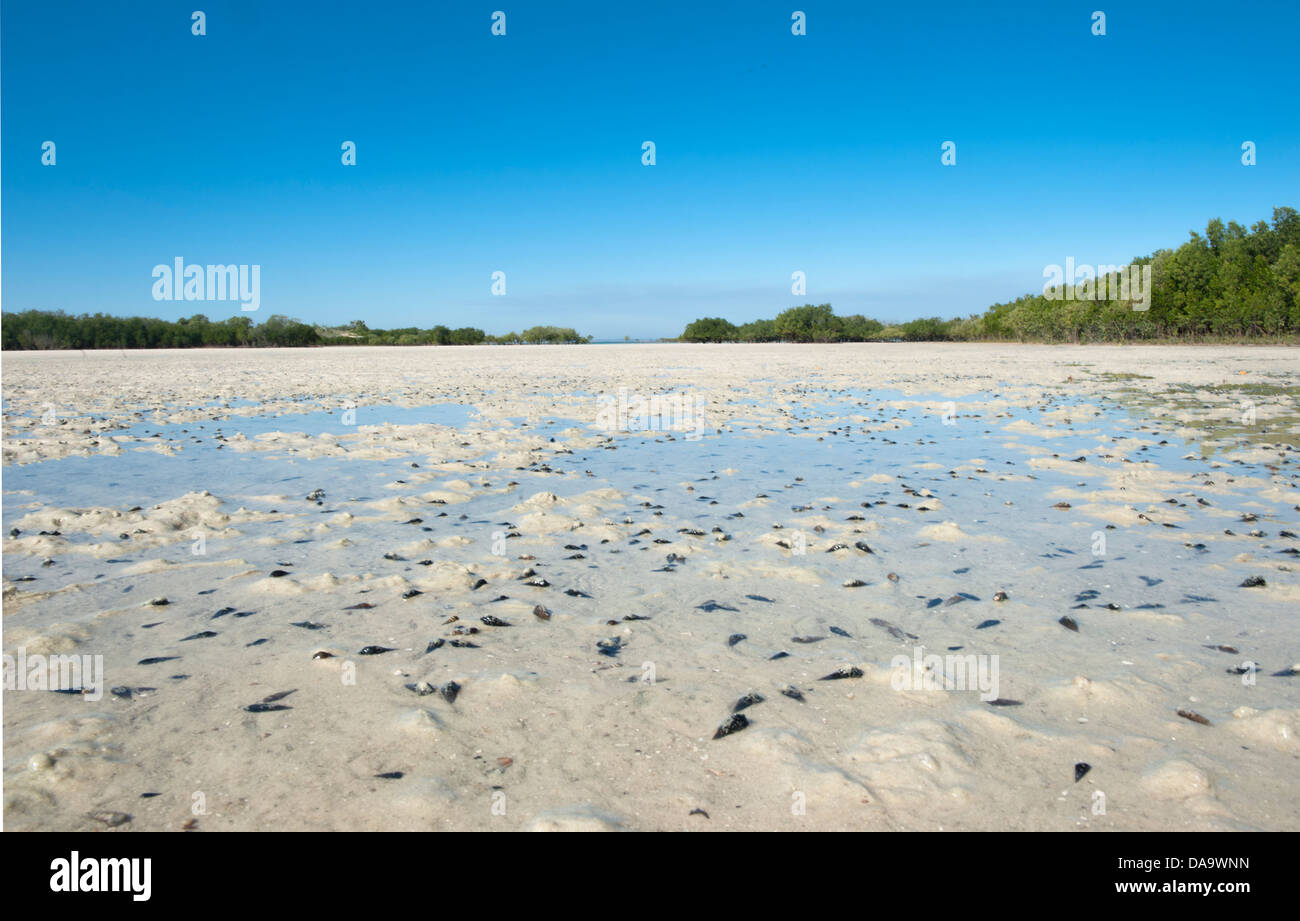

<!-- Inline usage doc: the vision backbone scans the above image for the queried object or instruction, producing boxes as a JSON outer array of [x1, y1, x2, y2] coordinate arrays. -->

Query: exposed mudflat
[[3, 343, 1298, 831]]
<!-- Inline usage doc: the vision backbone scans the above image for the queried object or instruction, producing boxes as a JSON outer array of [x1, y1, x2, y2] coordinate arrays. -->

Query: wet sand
[[3, 343, 1299, 831]]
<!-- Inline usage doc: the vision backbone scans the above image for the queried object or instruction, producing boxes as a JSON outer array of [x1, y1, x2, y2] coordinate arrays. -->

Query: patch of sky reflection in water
[[4, 391, 1296, 633]]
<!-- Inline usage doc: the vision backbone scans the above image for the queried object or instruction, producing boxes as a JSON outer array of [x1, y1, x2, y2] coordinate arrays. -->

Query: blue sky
[[3, 0, 1297, 339]]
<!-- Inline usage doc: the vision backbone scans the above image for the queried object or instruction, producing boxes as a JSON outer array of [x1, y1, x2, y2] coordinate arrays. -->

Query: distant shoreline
[[5, 337, 1299, 354]]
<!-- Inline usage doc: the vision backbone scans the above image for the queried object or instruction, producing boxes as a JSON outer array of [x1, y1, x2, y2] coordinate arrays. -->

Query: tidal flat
[[2, 343, 1298, 831]]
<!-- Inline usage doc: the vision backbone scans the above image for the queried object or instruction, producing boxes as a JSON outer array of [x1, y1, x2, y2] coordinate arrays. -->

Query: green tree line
[[680, 207, 1300, 343], [1, 312, 591, 350]]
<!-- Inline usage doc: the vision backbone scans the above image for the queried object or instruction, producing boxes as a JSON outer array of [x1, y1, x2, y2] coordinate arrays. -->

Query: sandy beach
[[3, 343, 1298, 831]]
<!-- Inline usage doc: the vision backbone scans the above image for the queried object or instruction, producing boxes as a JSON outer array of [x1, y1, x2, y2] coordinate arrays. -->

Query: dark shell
[[712, 713, 749, 740], [819, 665, 863, 680], [870, 618, 917, 641]]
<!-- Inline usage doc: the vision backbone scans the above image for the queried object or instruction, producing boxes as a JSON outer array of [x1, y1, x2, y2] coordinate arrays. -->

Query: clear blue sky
[[3, 0, 1297, 339]]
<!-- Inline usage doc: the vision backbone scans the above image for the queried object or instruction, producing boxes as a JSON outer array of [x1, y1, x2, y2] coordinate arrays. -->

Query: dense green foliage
[[506, 325, 590, 345], [0, 313, 319, 350], [681, 317, 739, 342], [679, 207, 1300, 343], [681, 307, 886, 342], [1, 313, 591, 350], [682, 303, 930, 342], [317, 321, 590, 346]]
